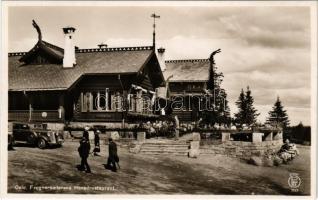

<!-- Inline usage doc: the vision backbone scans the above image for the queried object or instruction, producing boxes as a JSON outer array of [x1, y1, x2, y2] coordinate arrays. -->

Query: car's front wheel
[[37, 138, 46, 149]]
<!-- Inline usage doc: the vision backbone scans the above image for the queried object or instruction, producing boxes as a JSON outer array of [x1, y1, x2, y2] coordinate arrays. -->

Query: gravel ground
[[7, 141, 311, 195]]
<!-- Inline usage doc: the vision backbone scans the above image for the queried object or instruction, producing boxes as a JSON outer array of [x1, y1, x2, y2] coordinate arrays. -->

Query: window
[[111, 92, 123, 111], [81, 89, 124, 112], [142, 95, 152, 113], [128, 94, 137, 112]]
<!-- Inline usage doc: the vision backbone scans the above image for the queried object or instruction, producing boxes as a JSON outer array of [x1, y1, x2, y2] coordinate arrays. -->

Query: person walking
[[78, 136, 91, 173], [106, 138, 119, 172], [83, 126, 90, 139], [93, 130, 101, 156]]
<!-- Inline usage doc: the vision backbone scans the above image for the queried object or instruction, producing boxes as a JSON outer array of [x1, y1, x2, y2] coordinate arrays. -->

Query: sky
[[7, 5, 312, 126]]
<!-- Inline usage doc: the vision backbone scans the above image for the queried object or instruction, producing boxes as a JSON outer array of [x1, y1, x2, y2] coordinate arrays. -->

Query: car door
[[21, 124, 35, 143], [13, 123, 24, 141]]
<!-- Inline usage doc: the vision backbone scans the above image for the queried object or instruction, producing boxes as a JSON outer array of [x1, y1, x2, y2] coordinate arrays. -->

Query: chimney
[[63, 27, 76, 68], [157, 47, 166, 72]]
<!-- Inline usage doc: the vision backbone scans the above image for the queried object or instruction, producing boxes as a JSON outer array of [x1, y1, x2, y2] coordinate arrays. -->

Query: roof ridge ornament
[[151, 13, 160, 49], [165, 59, 209, 63], [208, 48, 221, 91], [32, 20, 42, 41], [209, 48, 221, 64]]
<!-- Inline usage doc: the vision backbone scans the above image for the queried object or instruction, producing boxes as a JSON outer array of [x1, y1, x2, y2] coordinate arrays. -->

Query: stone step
[[141, 148, 189, 151], [142, 143, 188, 146], [140, 151, 188, 156], [141, 145, 189, 149], [142, 144, 188, 147], [140, 149, 189, 153], [141, 147, 188, 151], [136, 142, 190, 156]]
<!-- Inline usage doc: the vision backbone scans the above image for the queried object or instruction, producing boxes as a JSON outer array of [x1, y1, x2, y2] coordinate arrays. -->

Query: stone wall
[[200, 132, 283, 159], [46, 123, 65, 131]]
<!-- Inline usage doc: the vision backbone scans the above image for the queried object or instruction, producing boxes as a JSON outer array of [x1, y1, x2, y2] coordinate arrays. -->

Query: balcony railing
[[9, 110, 64, 122]]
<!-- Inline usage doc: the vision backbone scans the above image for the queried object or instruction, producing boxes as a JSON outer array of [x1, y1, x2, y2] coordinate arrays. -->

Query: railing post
[[29, 104, 32, 122], [59, 93, 65, 121]]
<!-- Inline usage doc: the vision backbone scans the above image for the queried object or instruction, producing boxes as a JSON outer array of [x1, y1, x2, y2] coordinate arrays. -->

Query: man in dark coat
[[78, 137, 91, 173], [83, 126, 90, 140], [106, 138, 119, 172], [93, 130, 101, 156]]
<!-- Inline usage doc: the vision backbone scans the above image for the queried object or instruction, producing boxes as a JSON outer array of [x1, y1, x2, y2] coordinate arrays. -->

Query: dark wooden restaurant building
[[8, 21, 220, 127]]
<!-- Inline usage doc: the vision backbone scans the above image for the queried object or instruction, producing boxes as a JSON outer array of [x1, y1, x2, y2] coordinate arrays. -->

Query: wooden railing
[[9, 110, 64, 122]]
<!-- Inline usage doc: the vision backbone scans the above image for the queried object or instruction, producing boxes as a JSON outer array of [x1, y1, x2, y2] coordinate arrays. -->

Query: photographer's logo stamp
[[288, 173, 301, 192]]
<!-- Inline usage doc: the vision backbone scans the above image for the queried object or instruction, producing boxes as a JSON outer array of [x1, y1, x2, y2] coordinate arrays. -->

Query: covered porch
[[8, 90, 67, 122]]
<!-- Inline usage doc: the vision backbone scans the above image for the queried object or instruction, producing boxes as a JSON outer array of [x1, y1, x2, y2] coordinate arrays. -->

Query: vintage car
[[12, 122, 64, 149]]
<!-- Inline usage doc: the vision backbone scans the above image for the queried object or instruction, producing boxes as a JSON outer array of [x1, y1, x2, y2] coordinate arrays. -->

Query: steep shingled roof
[[9, 46, 154, 91], [19, 40, 64, 64], [164, 59, 210, 82]]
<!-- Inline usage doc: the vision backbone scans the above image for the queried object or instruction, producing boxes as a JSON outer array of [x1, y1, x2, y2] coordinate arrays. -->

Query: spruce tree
[[234, 87, 259, 126], [245, 86, 259, 126], [234, 89, 246, 125], [266, 97, 290, 128]]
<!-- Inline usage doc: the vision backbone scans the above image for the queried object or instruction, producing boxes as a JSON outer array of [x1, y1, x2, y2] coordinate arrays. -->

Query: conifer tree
[[234, 89, 246, 125], [234, 87, 259, 126], [245, 86, 259, 125], [266, 97, 290, 128]]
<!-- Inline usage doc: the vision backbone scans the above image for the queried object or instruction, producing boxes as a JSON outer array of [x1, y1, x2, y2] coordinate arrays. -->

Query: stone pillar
[[252, 132, 263, 143], [265, 132, 273, 141], [137, 132, 146, 143], [192, 132, 201, 141], [273, 131, 283, 140], [189, 141, 200, 158], [222, 132, 231, 142]]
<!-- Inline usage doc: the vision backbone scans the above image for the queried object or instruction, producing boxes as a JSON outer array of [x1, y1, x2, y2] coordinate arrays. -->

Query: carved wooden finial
[[209, 48, 221, 64], [32, 20, 42, 41]]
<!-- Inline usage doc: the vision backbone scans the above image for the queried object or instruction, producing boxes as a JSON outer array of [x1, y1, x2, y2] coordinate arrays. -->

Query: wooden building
[[162, 58, 214, 122], [8, 23, 165, 125]]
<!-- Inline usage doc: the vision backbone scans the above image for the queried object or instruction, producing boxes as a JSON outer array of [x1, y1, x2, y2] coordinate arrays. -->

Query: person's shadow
[[103, 164, 111, 170], [103, 162, 119, 172], [103, 164, 117, 172], [76, 164, 85, 171]]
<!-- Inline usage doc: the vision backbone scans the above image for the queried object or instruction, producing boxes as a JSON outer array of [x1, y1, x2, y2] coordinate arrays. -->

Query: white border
[[1, 1, 317, 200]]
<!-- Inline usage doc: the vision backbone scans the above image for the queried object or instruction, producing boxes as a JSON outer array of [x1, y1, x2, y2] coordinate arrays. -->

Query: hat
[[84, 126, 90, 131]]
